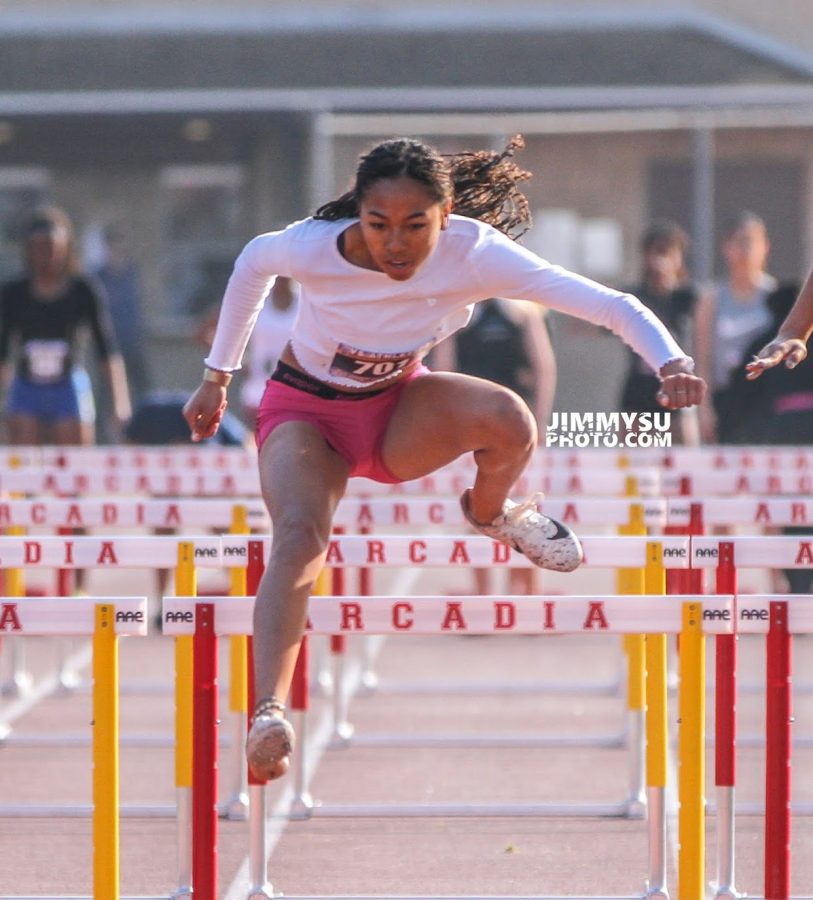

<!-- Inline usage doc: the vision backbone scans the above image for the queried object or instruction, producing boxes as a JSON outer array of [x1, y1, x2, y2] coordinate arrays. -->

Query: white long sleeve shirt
[[206, 214, 687, 389]]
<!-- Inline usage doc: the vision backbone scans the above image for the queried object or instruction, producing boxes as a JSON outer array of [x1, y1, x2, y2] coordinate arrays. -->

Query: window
[[159, 165, 246, 320]]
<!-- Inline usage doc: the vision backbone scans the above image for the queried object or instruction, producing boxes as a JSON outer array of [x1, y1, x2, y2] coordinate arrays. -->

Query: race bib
[[24, 340, 69, 382], [329, 342, 421, 383]]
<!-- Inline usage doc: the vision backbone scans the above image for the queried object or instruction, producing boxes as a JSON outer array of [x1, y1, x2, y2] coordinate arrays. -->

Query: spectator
[[618, 220, 699, 444], [240, 276, 299, 429], [0, 207, 130, 445], [694, 211, 776, 443]]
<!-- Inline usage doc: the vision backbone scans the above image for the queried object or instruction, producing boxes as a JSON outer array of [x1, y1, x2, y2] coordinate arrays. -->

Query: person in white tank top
[[239, 275, 299, 426], [183, 135, 706, 781]]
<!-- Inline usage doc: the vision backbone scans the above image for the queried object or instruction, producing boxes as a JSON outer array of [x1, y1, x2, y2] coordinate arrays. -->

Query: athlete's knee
[[269, 511, 333, 568], [481, 389, 537, 450]]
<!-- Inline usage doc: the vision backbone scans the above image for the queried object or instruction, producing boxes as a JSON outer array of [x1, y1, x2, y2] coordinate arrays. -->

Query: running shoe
[[246, 698, 296, 781], [460, 488, 583, 573]]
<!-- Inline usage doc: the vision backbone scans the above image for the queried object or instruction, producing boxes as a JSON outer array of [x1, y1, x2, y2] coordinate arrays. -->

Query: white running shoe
[[246, 697, 296, 781], [460, 489, 583, 573]]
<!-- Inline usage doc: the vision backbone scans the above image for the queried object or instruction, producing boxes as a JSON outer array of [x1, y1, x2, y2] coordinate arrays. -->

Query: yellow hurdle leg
[[645, 542, 668, 897], [229, 504, 249, 716], [226, 504, 249, 820], [678, 600, 706, 900], [618, 502, 646, 815], [93, 603, 119, 900], [174, 541, 197, 895]]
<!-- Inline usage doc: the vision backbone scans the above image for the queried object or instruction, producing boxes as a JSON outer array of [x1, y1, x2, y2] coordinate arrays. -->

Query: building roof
[[3, 24, 812, 95]]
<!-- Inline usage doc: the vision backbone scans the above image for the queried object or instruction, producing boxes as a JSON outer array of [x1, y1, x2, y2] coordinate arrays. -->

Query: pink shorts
[[255, 366, 430, 483]]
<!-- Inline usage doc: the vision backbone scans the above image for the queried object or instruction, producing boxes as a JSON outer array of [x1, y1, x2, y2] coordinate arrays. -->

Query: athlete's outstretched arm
[[746, 270, 813, 379]]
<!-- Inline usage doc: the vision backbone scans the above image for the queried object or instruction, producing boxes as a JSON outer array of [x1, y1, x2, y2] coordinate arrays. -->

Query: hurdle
[[0, 594, 147, 900], [208, 533, 691, 831], [691, 534, 813, 900], [5, 442, 813, 474], [326, 495, 665, 716], [163, 582, 731, 900], [319, 498, 671, 829]]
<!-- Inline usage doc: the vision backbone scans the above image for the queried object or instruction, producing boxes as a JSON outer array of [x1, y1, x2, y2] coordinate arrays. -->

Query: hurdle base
[[221, 790, 250, 821], [711, 886, 741, 900], [247, 886, 279, 899], [329, 721, 355, 748], [624, 793, 647, 820], [289, 791, 315, 820], [0, 671, 33, 698], [302, 801, 633, 818], [313, 668, 334, 697], [335, 731, 626, 750], [54, 670, 82, 695], [358, 668, 379, 694]]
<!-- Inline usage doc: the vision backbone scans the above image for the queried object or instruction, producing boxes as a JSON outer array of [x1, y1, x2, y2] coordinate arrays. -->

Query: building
[[1, 1, 812, 410]]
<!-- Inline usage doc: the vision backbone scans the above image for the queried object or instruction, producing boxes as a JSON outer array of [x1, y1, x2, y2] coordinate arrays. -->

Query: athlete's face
[[358, 176, 452, 281]]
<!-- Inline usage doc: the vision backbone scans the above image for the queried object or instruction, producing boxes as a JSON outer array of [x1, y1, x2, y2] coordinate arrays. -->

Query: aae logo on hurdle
[[0, 597, 147, 635], [546, 412, 671, 448]]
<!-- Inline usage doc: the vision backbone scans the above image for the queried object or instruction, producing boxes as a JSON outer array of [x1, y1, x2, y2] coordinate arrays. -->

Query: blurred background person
[[0, 207, 131, 446], [94, 223, 150, 437], [618, 220, 699, 444], [695, 210, 776, 444], [432, 298, 556, 595], [240, 275, 299, 430]]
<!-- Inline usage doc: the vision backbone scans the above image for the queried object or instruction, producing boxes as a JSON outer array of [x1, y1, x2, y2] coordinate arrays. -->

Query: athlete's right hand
[[182, 382, 228, 443]]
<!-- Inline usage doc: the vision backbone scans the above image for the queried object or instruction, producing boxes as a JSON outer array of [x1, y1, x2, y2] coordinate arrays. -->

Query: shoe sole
[[246, 716, 296, 781]]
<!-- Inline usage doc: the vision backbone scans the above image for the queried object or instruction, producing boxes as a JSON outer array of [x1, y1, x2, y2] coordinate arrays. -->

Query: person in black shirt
[[0, 208, 131, 444], [619, 220, 699, 443]]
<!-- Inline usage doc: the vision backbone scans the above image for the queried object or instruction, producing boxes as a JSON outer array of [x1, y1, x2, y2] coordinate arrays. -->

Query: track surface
[[1, 561, 812, 899]]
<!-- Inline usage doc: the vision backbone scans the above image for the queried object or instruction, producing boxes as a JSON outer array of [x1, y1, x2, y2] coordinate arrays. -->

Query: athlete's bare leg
[[253, 421, 349, 705], [382, 372, 537, 524]]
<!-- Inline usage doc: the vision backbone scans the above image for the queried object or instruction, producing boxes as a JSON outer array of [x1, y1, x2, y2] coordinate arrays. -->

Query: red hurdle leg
[[714, 541, 738, 899], [192, 601, 218, 900], [765, 600, 792, 900], [245, 540, 275, 898]]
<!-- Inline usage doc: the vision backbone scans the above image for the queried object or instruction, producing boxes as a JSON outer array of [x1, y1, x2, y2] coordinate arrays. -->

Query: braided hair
[[314, 135, 532, 240]]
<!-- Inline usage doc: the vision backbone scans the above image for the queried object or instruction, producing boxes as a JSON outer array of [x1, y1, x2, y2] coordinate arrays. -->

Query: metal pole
[[691, 123, 715, 283], [306, 109, 335, 215]]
